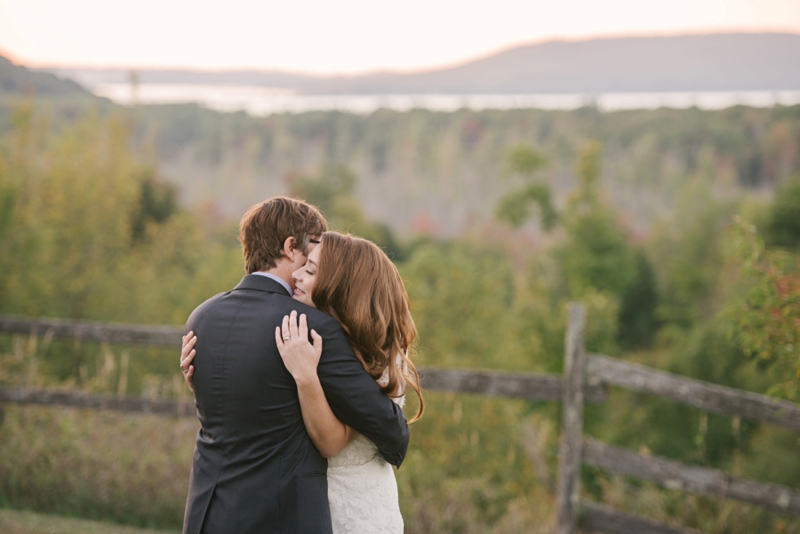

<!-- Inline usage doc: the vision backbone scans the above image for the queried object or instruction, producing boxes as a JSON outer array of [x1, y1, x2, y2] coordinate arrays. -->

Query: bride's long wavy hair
[[312, 231, 424, 423]]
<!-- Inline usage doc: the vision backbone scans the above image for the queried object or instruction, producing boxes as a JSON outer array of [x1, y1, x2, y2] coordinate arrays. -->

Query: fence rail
[[580, 503, 701, 534], [0, 387, 196, 417], [587, 353, 800, 432], [2, 312, 800, 533], [583, 438, 800, 517], [0, 314, 182, 346], [419, 368, 607, 404], [0, 368, 608, 416]]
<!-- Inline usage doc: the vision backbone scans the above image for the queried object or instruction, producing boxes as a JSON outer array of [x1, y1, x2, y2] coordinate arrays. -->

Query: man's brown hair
[[239, 196, 327, 273]]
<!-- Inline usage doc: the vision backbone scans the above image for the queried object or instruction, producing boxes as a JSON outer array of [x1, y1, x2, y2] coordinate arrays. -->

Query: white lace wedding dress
[[327, 392, 404, 533]]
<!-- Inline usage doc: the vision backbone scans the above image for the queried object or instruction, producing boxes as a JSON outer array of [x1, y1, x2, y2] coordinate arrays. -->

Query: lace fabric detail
[[327, 432, 404, 533], [327, 390, 403, 469], [326, 356, 405, 533]]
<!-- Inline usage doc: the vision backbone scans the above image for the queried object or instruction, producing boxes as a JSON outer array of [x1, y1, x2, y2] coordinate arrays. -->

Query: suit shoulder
[[186, 290, 231, 323], [195, 290, 231, 311], [287, 302, 345, 336]]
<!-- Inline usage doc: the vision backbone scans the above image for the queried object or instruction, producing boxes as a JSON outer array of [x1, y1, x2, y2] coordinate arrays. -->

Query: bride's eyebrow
[[308, 259, 318, 267]]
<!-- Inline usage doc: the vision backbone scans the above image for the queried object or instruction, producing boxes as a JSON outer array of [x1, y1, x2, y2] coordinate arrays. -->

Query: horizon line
[[9, 28, 800, 78]]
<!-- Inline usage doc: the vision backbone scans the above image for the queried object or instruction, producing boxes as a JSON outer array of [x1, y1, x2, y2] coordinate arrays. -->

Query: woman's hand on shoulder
[[276, 310, 323, 384], [180, 332, 197, 392]]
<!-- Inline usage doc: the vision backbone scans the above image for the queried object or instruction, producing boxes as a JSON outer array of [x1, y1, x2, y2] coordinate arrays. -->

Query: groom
[[182, 196, 410, 534]]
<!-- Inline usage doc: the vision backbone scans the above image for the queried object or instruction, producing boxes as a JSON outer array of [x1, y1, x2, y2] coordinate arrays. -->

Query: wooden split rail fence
[[1, 308, 800, 533]]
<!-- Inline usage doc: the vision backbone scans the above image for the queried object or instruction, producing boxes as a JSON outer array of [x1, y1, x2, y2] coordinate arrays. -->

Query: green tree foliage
[[286, 162, 357, 220], [131, 173, 179, 243], [285, 162, 406, 260], [591, 319, 751, 461], [401, 242, 534, 371], [558, 142, 637, 298], [728, 216, 800, 398], [0, 104, 242, 326], [2, 97, 800, 532], [553, 142, 658, 350], [764, 174, 800, 250], [646, 183, 734, 330], [495, 145, 557, 230], [616, 249, 659, 350], [55, 104, 797, 241], [584, 194, 800, 497], [0, 106, 139, 319]]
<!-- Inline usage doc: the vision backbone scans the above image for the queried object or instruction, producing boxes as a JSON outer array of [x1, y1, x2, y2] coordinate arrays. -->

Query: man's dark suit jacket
[[182, 274, 410, 534]]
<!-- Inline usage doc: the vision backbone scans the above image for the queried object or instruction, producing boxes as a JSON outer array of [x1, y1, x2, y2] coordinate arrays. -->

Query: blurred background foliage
[[1, 94, 800, 533]]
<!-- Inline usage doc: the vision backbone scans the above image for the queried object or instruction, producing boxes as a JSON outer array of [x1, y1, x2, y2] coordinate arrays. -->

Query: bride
[[181, 231, 424, 533]]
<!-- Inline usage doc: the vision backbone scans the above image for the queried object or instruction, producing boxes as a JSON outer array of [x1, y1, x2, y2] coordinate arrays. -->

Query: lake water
[[93, 83, 800, 115]]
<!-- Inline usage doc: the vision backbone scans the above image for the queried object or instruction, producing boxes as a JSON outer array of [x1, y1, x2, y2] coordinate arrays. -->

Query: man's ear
[[281, 236, 297, 261]]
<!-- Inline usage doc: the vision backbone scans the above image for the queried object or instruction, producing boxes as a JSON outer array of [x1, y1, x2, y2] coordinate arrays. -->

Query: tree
[[558, 142, 636, 296], [556, 142, 658, 350], [617, 249, 659, 350], [728, 216, 800, 399], [495, 145, 557, 230], [764, 174, 800, 250], [131, 171, 178, 243], [285, 163, 406, 260], [0, 105, 241, 324]]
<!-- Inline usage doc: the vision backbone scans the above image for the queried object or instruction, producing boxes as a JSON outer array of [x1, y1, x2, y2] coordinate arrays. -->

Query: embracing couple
[[177, 196, 423, 533]]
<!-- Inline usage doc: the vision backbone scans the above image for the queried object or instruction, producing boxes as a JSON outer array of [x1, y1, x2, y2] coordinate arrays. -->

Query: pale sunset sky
[[1, 0, 798, 74]]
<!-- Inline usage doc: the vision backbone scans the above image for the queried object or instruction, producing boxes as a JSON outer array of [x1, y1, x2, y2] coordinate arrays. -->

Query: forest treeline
[[1, 89, 799, 238], [130, 102, 800, 240], [1, 96, 800, 533]]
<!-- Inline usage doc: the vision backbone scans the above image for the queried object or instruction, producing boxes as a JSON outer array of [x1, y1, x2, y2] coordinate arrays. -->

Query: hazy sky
[[1, 0, 798, 74]]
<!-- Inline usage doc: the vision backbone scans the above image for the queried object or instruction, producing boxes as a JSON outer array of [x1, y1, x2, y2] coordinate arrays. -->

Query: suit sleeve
[[313, 317, 410, 467]]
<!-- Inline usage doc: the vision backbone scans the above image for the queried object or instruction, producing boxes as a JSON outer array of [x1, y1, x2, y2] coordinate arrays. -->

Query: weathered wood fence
[[2, 308, 800, 534]]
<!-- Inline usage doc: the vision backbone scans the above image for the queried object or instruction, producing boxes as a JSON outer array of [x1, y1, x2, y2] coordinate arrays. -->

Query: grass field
[[0, 508, 178, 534]]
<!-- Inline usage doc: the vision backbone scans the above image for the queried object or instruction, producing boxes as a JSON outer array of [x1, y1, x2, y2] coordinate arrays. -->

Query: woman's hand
[[275, 310, 323, 384], [275, 311, 356, 457], [180, 332, 197, 392]]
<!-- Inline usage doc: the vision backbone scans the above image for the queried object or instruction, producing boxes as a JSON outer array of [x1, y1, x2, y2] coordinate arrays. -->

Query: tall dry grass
[[0, 507, 177, 534], [0, 404, 196, 529]]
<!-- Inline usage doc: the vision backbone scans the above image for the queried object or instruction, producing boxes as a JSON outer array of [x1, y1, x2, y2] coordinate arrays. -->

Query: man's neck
[[260, 262, 294, 288], [253, 269, 293, 297]]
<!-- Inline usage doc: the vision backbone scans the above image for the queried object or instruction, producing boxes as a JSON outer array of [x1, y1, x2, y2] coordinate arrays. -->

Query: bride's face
[[291, 242, 321, 308]]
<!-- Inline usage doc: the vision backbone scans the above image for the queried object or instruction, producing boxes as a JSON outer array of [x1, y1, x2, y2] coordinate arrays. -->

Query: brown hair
[[312, 232, 424, 423], [239, 196, 327, 273]]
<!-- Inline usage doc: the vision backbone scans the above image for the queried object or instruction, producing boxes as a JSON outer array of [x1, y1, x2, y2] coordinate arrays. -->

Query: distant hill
[[0, 55, 91, 96], [41, 33, 800, 94]]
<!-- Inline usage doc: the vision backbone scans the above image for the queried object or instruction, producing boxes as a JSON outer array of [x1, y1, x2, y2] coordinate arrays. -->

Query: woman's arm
[[276, 311, 359, 458]]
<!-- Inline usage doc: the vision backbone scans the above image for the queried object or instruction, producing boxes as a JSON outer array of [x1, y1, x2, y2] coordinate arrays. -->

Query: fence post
[[556, 303, 587, 534]]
